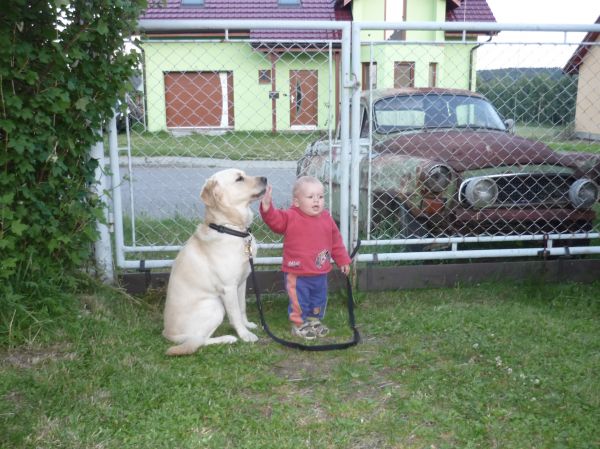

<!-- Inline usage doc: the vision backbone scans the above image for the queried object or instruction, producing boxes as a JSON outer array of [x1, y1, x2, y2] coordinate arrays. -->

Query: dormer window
[[181, 0, 204, 6], [279, 0, 300, 5]]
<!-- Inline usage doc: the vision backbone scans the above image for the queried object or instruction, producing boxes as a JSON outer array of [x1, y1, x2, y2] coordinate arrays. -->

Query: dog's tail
[[166, 339, 202, 356]]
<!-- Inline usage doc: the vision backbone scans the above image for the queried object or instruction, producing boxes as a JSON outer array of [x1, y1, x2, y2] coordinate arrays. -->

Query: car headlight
[[569, 178, 599, 209], [422, 164, 454, 193], [464, 177, 498, 208]]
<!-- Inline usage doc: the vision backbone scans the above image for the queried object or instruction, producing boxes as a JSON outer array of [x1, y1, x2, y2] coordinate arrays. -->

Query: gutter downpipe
[[469, 35, 493, 91]]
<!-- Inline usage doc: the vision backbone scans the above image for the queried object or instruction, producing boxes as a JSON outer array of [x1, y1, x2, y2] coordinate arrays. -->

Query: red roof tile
[[141, 0, 351, 40], [140, 0, 495, 40], [446, 0, 496, 23], [141, 0, 350, 21]]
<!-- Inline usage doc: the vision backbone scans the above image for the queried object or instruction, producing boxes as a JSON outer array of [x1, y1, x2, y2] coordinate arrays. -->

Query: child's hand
[[340, 264, 350, 276], [261, 185, 273, 211]]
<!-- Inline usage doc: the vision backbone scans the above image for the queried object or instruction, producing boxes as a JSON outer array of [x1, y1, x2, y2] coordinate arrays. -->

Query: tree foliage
[[0, 0, 145, 340], [477, 68, 577, 126]]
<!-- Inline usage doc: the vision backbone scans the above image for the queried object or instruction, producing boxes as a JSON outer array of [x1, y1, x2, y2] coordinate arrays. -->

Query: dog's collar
[[208, 223, 251, 238]]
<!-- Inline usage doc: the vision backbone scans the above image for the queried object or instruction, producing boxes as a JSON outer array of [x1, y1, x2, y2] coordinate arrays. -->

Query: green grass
[[515, 124, 600, 154], [1, 280, 599, 448], [116, 129, 325, 161]]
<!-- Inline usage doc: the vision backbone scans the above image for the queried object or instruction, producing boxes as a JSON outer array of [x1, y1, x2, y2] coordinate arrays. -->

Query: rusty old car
[[297, 88, 600, 242]]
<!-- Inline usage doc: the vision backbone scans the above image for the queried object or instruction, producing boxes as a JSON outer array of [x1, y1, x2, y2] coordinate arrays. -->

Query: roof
[[445, 0, 496, 23], [563, 15, 600, 75], [140, 0, 352, 40], [140, 0, 496, 40]]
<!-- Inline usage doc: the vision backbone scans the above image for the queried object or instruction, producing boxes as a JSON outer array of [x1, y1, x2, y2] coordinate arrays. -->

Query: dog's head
[[201, 169, 267, 225]]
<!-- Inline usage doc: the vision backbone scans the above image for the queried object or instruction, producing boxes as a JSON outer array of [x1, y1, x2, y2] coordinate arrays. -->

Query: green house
[[139, 0, 495, 133]]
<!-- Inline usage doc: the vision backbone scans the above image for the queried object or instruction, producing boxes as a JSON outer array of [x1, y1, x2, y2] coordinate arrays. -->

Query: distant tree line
[[476, 68, 578, 127]]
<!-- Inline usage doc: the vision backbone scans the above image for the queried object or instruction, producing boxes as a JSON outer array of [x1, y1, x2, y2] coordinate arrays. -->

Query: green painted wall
[[354, 0, 478, 91], [142, 40, 334, 132], [360, 42, 476, 91], [142, 0, 480, 132]]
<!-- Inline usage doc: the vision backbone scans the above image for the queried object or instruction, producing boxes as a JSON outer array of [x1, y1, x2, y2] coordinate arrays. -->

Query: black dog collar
[[208, 223, 251, 238]]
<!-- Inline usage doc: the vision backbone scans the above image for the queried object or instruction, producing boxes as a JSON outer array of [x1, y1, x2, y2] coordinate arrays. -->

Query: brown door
[[164, 71, 234, 128], [289, 70, 318, 127]]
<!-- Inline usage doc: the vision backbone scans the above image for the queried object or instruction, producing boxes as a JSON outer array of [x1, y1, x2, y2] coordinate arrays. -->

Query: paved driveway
[[115, 158, 296, 220]]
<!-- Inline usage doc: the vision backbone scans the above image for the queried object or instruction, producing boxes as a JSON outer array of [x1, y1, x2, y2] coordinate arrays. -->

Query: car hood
[[377, 130, 600, 177]]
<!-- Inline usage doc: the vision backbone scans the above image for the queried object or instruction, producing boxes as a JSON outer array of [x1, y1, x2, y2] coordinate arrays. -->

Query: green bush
[[0, 0, 145, 345]]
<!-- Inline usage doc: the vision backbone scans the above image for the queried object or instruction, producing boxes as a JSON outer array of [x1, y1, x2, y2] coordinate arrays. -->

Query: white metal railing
[[101, 20, 600, 271], [348, 21, 600, 263]]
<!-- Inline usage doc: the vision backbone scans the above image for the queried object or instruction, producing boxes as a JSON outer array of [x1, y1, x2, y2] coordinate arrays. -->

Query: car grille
[[459, 173, 573, 208]]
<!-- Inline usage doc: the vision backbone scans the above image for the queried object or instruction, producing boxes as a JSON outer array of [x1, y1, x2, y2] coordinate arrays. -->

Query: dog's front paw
[[244, 320, 258, 329], [220, 335, 238, 344], [238, 330, 258, 343]]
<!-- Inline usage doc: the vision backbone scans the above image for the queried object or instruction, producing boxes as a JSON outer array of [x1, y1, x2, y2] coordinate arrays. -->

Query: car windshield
[[372, 93, 506, 134]]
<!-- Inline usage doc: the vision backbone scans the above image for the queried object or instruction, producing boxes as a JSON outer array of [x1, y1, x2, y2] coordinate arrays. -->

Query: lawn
[[117, 128, 325, 161], [1, 279, 599, 448]]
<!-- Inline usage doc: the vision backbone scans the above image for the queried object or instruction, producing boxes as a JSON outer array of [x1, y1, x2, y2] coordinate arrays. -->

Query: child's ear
[[292, 197, 300, 207]]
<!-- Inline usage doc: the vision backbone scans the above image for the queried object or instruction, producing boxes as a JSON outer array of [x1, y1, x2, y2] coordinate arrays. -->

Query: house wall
[[405, 0, 446, 42], [360, 42, 474, 90], [355, 0, 473, 91], [353, 0, 386, 40], [352, 0, 446, 42], [574, 39, 600, 141], [142, 41, 333, 132], [141, 0, 477, 133]]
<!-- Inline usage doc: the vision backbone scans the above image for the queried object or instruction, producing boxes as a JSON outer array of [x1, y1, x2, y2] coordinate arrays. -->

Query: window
[[394, 61, 415, 88], [361, 62, 377, 90], [181, 0, 204, 5], [429, 63, 438, 87], [278, 0, 300, 5], [258, 69, 272, 85]]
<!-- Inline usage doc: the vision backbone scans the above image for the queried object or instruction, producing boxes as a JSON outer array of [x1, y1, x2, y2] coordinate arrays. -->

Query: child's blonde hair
[[292, 176, 323, 198]]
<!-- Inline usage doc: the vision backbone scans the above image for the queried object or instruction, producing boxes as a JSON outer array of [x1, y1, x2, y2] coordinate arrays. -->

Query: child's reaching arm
[[261, 185, 273, 212], [260, 185, 288, 234]]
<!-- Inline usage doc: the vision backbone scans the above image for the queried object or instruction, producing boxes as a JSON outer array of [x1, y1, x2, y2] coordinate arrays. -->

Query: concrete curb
[[119, 156, 297, 169]]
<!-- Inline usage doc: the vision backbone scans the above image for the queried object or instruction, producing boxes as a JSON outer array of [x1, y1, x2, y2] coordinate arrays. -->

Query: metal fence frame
[[99, 20, 600, 273], [110, 19, 352, 269], [349, 21, 600, 264]]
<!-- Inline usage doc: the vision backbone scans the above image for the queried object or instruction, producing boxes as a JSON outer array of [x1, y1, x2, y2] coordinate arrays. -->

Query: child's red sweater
[[260, 203, 351, 275]]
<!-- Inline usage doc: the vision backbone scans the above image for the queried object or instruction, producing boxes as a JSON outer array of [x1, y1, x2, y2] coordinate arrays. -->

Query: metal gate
[[347, 22, 600, 264], [105, 20, 600, 271]]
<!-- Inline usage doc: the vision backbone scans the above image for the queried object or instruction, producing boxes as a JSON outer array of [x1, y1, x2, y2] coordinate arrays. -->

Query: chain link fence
[[108, 21, 600, 269], [341, 23, 600, 262]]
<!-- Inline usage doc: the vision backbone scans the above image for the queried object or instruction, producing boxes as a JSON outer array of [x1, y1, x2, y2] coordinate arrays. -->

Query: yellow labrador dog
[[163, 168, 267, 356]]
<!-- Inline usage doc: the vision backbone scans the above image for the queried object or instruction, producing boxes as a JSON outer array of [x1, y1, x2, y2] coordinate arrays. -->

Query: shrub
[[0, 0, 145, 345]]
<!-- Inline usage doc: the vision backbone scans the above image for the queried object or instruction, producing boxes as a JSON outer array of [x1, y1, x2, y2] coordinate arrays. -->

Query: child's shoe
[[307, 318, 330, 337], [291, 322, 317, 340]]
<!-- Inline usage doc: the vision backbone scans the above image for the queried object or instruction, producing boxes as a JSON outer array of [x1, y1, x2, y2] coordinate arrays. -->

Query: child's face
[[293, 181, 325, 216]]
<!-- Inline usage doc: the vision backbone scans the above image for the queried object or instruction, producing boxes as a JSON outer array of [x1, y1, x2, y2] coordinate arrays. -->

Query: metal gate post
[[338, 21, 352, 248], [91, 136, 114, 283], [349, 22, 362, 251], [107, 112, 127, 269]]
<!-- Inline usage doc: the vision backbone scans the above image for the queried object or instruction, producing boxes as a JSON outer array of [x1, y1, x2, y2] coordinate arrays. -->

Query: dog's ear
[[200, 178, 222, 207]]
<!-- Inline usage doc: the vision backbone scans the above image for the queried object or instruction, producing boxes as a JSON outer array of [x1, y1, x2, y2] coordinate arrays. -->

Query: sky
[[477, 0, 600, 69]]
